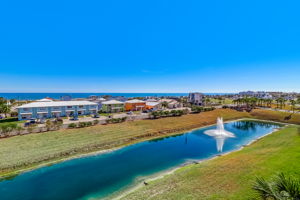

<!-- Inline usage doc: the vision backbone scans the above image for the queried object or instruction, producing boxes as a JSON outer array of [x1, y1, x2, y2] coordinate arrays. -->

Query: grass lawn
[[121, 125, 300, 200], [250, 109, 300, 124], [209, 98, 233, 105], [0, 109, 249, 177]]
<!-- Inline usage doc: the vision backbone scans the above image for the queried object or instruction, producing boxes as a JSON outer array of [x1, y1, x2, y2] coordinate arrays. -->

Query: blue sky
[[1, 0, 300, 93]]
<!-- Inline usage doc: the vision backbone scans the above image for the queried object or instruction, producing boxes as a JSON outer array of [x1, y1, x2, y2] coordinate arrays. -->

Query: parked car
[[93, 114, 100, 118]]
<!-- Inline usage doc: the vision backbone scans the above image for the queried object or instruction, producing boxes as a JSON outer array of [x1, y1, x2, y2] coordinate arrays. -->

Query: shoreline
[[0, 118, 287, 180], [111, 121, 287, 200], [0, 117, 246, 179]]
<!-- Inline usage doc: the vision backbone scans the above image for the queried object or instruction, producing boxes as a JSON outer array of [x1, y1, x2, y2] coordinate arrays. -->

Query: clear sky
[[1, 0, 300, 93]]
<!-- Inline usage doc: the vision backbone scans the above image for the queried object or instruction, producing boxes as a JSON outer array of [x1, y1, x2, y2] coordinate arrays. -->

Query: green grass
[[250, 109, 300, 124], [209, 98, 233, 105], [121, 125, 300, 200], [0, 109, 249, 177]]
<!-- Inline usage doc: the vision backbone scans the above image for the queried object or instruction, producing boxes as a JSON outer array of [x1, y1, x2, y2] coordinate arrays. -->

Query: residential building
[[188, 92, 205, 106], [159, 99, 182, 109], [125, 99, 146, 111], [88, 97, 106, 110], [146, 102, 161, 110], [238, 91, 273, 99], [101, 100, 125, 113], [60, 95, 72, 101], [17, 99, 98, 120]]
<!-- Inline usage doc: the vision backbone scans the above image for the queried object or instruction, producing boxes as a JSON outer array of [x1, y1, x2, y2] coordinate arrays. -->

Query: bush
[[204, 107, 215, 111], [68, 123, 77, 128], [78, 122, 87, 128], [107, 117, 127, 124], [192, 106, 204, 113], [0, 117, 18, 123], [26, 124, 37, 133], [93, 120, 99, 125], [0, 123, 18, 134], [86, 121, 92, 126]]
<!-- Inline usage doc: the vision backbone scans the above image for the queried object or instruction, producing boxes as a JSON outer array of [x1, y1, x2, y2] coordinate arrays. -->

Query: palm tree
[[0, 104, 11, 118], [204, 97, 211, 106], [253, 173, 300, 200], [290, 100, 296, 113], [161, 101, 168, 109]]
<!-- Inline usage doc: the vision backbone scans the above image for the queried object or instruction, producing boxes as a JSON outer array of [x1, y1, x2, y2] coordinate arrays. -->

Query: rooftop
[[17, 101, 97, 108], [102, 100, 125, 105], [126, 99, 146, 104], [146, 102, 161, 106]]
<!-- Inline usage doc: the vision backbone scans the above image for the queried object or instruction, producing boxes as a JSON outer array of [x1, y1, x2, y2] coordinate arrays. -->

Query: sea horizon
[[0, 92, 235, 100]]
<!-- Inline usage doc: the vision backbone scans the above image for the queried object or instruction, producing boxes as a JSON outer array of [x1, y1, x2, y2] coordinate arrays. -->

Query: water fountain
[[204, 117, 235, 152]]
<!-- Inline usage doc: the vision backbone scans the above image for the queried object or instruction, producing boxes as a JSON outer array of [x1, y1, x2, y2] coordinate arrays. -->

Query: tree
[[290, 100, 296, 113], [0, 104, 11, 118], [161, 101, 168, 109], [253, 173, 300, 200]]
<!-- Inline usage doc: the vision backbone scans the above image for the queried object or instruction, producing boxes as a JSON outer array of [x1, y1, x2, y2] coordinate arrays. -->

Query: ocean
[[0, 93, 234, 100]]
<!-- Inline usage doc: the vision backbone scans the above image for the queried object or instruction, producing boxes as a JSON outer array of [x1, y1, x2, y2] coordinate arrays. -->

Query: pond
[[0, 120, 282, 200]]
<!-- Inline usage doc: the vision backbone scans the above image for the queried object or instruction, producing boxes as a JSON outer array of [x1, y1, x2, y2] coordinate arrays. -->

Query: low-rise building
[[145, 101, 161, 110], [188, 92, 205, 106], [17, 99, 98, 120], [60, 95, 72, 101], [159, 99, 182, 109], [101, 100, 125, 113], [125, 99, 146, 111]]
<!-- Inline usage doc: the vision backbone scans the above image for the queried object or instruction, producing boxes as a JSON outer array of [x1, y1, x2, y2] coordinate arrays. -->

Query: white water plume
[[204, 117, 235, 152]]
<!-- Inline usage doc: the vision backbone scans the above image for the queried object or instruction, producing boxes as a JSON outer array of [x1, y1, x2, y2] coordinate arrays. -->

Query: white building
[[17, 99, 98, 120], [239, 91, 273, 99]]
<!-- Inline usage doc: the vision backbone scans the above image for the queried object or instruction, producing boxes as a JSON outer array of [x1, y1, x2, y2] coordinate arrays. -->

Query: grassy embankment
[[121, 125, 300, 200], [0, 108, 299, 181], [0, 109, 249, 177]]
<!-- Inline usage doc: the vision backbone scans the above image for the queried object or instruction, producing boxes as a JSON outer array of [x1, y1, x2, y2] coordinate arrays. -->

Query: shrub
[[68, 123, 77, 128], [107, 117, 127, 124], [27, 124, 37, 133], [78, 122, 87, 128], [182, 109, 189, 115], [93, 120, 99, 125], [0, 117, 18, 123], [0, 123, 18, 134], [86, 121, 92, 126], [192, 106, 204, 113]]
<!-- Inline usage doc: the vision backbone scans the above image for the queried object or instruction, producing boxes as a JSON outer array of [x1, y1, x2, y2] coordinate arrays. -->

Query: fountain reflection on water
[[204, 117, 235, 152]]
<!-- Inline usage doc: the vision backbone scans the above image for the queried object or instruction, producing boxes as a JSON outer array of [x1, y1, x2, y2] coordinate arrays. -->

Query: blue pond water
[[0, 120, 281, 200]]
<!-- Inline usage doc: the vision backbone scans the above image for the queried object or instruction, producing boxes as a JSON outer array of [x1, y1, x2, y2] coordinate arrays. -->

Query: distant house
[[17, 100, 98, 120], [88, 97, 106, 110], [188, 93, 205, 106], [145, 98, 158, 102], [108, 96, 128, 102], [159, 99, 182, 109], [239, 91, 273, 99], [125, 99, 146, 111], [60, 95, 72, 101], [101, 100, 125, 113], [146, 102, 161, 110]]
